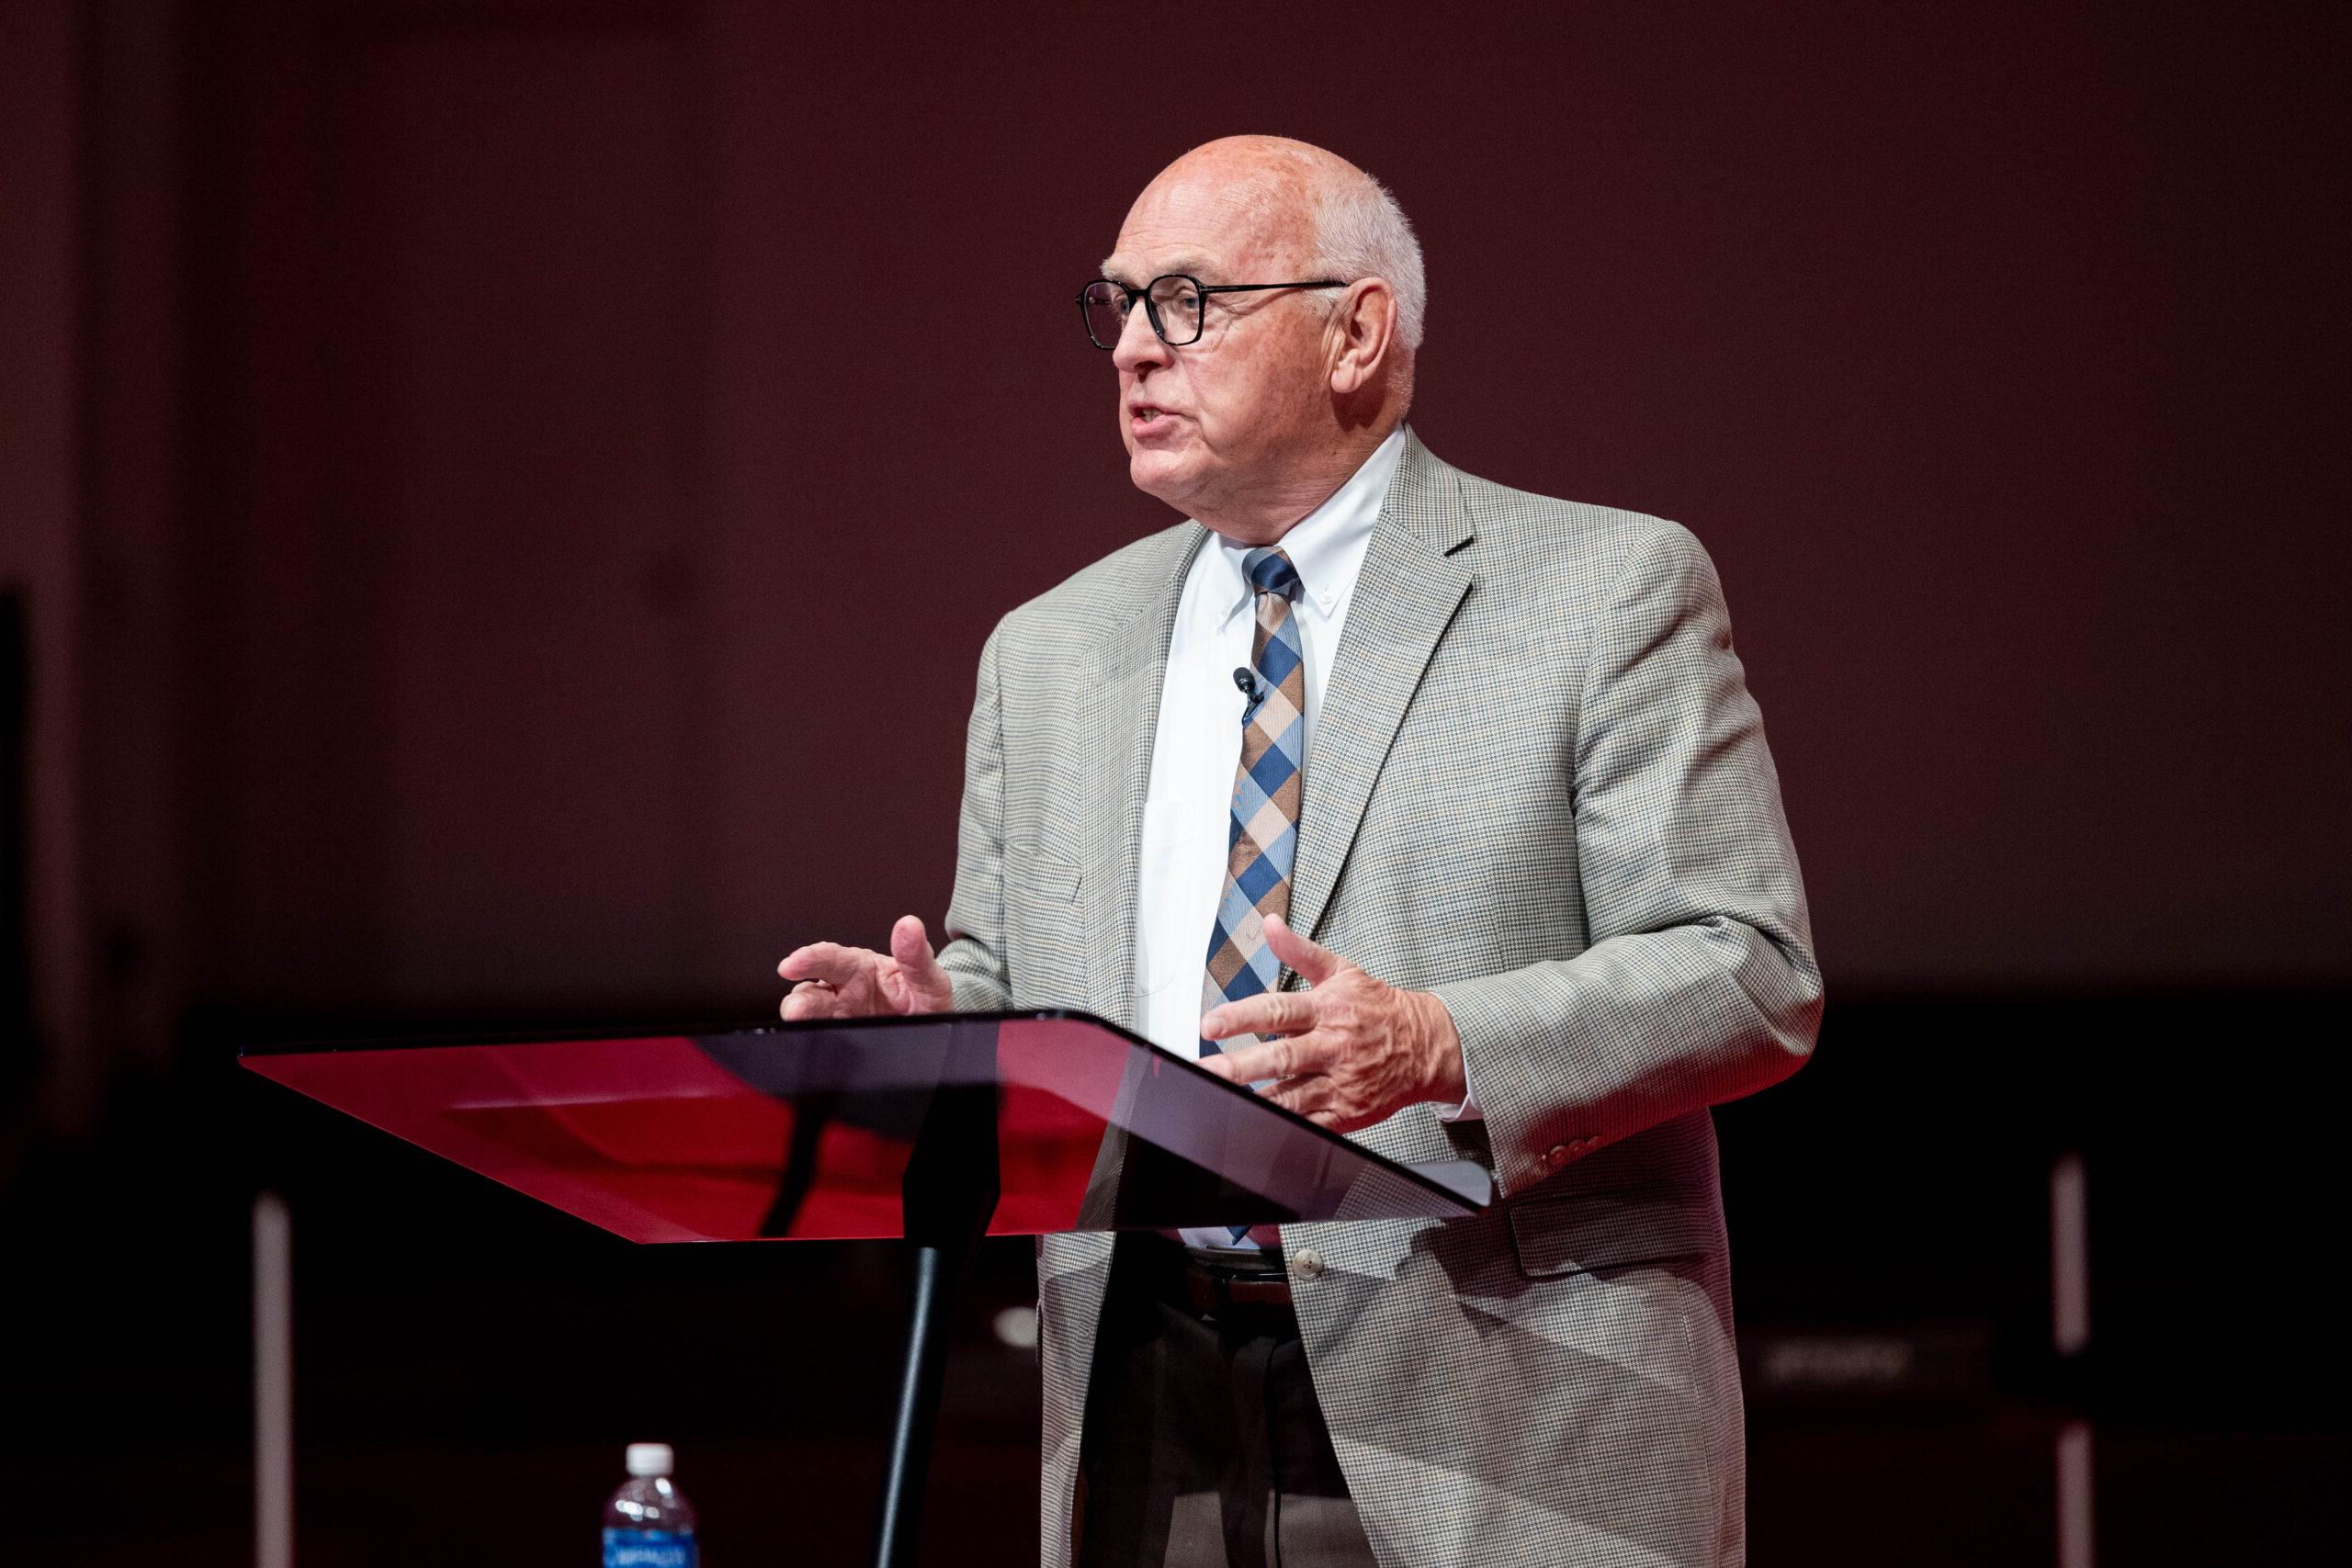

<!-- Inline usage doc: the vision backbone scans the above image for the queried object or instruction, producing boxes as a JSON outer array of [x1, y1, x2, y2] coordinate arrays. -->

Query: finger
[[778, 942, 838, 978], [1202, 1031, 1337, 1086], [886, 914, 958, 1013], [778, 943, 872, 987], [1264, 1074, 1336, 1117], [780, 985, 841, 1021], [1261, 913, 1345, 986], [1201, 989, 1317, 1042], [890, 915, 945, 982]]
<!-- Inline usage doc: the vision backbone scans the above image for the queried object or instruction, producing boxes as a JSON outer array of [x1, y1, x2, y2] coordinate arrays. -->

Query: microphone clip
[[1232, 665, 1266, 724]]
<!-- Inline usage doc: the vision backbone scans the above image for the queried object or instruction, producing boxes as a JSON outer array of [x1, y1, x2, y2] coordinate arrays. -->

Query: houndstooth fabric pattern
[[934, 430, 1822, 1567]]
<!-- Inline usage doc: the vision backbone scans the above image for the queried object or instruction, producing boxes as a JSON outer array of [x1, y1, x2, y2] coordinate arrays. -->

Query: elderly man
[[780, 136, 1820, 1568]]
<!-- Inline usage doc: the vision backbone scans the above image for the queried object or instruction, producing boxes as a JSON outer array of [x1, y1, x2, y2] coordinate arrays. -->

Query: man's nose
[[1111, 296, 1170, 375]]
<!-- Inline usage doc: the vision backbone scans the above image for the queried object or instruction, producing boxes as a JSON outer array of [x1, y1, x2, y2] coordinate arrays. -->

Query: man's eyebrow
[[1101, 254, 1215, 284]]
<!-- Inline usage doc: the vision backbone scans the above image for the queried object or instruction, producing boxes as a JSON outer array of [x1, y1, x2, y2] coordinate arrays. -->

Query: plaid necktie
[[1199, 547, 1306, 1244]]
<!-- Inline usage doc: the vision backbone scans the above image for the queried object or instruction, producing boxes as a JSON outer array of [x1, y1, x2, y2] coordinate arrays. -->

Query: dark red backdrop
[[41, 0, 2352, 1032], [5, 8, 2348, 1562]]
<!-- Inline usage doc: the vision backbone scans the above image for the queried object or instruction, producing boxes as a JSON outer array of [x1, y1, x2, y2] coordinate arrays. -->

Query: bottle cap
[[625, 1442, 674, 1478]]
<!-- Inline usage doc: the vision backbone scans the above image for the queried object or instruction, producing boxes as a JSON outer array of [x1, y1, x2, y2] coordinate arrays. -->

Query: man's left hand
[[1197, 913, 1467, 1132]]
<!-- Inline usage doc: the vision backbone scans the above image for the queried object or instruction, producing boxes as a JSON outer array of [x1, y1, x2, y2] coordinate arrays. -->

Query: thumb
[[889, 914, 950, 1006], [1261, 912, 1342, 985], [891, 914, 938, 972]]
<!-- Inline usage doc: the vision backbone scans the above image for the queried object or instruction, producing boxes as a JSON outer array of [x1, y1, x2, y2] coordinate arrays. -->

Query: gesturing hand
[[777, 915, 956, 1021], [1196, 913, 1466, 1133]]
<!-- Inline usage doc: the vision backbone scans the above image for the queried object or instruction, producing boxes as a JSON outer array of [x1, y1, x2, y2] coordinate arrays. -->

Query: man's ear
[[1327, 278, 1399, 397]]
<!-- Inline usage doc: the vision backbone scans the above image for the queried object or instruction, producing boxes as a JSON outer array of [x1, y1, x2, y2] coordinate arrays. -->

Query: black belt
[[1126, 1235, 1295, 1316], [1182, 1261, 1295, 1314]]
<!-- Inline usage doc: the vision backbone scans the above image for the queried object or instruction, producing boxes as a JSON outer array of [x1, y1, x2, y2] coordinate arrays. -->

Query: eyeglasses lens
[[1148, 276, 1204, 345], [1080, 276, 1206, 349], [1080, 282, 1127, 350]]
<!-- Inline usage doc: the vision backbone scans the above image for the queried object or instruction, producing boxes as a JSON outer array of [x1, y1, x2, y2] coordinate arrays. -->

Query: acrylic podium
[[242, 1010, 1489, 1567]]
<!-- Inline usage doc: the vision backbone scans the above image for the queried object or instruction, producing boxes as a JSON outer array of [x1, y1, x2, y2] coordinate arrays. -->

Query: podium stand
[[243, 1010, 1489, 1566]]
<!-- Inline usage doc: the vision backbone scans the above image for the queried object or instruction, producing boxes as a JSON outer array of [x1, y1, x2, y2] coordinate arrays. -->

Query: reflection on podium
[[243, 1010, 1488, 1243]]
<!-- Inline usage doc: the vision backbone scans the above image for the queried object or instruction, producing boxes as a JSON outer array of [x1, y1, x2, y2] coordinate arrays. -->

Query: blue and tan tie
[[1200, 547, 1306, 1242]]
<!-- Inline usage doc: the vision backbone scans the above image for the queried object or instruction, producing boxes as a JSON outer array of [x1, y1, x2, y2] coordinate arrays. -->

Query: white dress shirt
[[1134, 426, 1403, 1059], [1131, 428, 1475, 1252]]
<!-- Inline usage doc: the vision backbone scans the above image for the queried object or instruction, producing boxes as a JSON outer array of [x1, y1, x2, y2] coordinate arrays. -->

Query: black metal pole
[[872, 1237, 966, 1568], [868, 1023, 1001, 1568]]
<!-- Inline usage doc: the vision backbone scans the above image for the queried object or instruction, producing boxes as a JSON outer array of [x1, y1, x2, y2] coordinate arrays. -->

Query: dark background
[[2, 1, 2345, 1563]]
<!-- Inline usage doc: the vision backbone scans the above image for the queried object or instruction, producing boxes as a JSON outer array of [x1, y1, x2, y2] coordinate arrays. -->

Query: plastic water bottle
[[603, 1442, 698, 1567]]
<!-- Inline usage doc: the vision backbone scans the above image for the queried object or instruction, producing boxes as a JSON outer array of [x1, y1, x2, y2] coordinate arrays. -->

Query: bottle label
[[603, 1528, 696, 1568]]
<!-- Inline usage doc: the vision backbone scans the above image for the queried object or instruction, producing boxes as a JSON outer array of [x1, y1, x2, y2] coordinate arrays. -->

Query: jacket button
[[1289, 1247, 1327, 1281], [1544, 1144, 1572, 1169]]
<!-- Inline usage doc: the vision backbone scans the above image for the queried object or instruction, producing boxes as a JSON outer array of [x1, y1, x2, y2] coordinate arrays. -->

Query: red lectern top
[[241, 1010, 1488, 1244]]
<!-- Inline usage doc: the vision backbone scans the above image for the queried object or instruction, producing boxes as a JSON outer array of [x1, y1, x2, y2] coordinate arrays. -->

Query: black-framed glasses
[[1075, 274, 1349, 350]]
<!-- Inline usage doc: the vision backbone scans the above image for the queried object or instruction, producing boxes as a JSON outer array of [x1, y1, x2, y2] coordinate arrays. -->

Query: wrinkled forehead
[[1103, 165, 1312, 283]]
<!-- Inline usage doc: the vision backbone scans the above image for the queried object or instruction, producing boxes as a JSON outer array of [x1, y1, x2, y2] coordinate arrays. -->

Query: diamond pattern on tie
[[1200, 547, 1306, 1245]]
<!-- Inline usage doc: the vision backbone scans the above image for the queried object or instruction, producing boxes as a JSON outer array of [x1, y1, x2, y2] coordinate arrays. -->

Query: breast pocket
[[1005, 846, 1086, 1002], [1009, 849, 1082, 908]]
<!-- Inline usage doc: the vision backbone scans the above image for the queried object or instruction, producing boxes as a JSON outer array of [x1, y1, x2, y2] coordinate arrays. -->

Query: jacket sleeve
[[937, 625, 1013, 1011], [1429, 521, 1822, 1197]]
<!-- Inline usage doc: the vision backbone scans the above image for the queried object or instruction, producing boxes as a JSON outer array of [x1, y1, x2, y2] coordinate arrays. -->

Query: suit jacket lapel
[[1287, 433, 1476, 946], [1081, 524, 1209, 1028]]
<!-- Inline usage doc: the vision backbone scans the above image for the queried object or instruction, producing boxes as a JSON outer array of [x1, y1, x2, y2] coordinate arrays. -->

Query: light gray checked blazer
[[936, 429, 1822, 1568]]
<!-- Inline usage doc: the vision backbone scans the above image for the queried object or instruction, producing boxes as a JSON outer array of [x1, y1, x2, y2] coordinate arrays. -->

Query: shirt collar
[[1205, 424, 1408, 627]]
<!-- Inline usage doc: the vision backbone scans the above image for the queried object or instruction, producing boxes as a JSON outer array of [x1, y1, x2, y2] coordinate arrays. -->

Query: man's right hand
[[777, 915, 956, 1021]]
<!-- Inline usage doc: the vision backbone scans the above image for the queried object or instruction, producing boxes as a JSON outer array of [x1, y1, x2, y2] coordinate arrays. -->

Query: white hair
[[1312, 169, 1426, 352]]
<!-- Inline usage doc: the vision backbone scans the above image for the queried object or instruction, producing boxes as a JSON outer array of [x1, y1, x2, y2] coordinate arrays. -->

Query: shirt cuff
[[1434, 1059, 1483, 1122]]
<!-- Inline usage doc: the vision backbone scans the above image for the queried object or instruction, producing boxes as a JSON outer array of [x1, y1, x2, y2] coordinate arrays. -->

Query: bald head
[[1100, 137, 1424, 544], [1143, 137, 1348, 262], [1125, 137, 1426, 351]]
